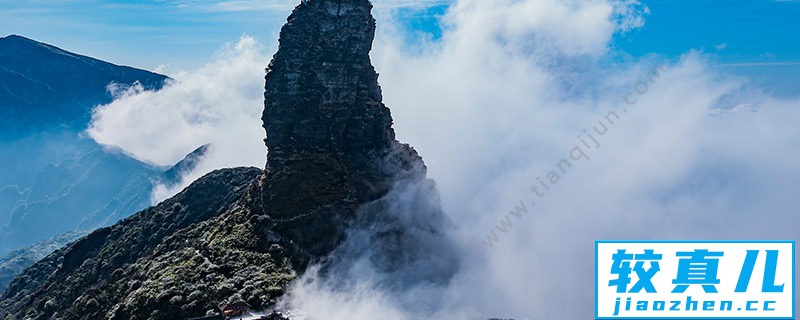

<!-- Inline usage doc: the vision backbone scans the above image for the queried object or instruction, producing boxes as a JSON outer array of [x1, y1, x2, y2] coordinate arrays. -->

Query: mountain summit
[[0, 1, 457, 319], [261, 0, 436, 259], [0, 34, 167, 136]]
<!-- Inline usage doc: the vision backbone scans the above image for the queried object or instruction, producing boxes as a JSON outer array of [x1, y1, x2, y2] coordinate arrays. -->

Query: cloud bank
[[87, 0, 800, 318], [88, 36, 270, 202], [286, 0, 800, 318]]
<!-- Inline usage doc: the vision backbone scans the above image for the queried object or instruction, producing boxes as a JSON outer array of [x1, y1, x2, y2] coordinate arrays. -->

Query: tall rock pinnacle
[[261, 0, 425, 259], [263, 0, 394, 156]]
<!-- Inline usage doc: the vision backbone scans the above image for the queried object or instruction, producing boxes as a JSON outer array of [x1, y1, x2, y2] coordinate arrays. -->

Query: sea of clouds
[[87, 0, 800, 318]]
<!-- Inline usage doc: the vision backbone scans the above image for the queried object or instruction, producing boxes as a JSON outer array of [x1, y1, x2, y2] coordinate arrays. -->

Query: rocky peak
[[263, 0, 392, 159], [260, 0, 420, 258]]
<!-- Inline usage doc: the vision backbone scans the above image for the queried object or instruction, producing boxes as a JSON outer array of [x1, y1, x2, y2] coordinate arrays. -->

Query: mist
[[87, 37, 271, 203], [86, 0, 799, 318]]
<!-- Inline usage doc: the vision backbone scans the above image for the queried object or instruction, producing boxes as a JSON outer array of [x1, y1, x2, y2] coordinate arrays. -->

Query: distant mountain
[[159, 144, 210, 188], [0, 35, 168, 137], [0, 2, 458, 319], [0, 139, 161, 253], [0, 139, 208, 286], [0, 35, 206, 258]]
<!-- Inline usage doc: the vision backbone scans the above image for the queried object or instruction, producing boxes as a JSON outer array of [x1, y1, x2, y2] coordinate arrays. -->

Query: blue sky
[[613, 0, 800, 95], [0, 0, 295, 69], [0, 0, 450, 69], [1, 0, 798, 93]]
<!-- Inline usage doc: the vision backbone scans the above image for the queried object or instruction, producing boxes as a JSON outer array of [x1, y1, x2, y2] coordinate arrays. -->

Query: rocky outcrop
[[0, 0, 457, 319], [260, 0, 433, 262]]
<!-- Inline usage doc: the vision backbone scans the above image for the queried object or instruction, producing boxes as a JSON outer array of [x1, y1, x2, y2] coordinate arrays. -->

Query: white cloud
[[283, 0, 800, 319], [85, 0, 800, 318], [88, 36, 270, 201]]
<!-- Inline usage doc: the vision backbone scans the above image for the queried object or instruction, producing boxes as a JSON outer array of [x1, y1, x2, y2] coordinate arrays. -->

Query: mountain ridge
[[0, 1, 458, 319], [0, 34, 213, 286], [0, 167, 267, 319], [0, 35, 166, 85], [0, 34, 169, 136]]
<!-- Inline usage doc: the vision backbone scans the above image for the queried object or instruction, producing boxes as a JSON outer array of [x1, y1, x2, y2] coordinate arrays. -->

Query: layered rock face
[[260, 0, 424, 259], [0, 0, 456, 319], [264, 0, 393, 156]]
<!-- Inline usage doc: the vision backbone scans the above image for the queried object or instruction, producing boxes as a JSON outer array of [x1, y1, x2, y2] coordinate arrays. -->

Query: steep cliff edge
[[260, 0, 441, 263], [0, 0, 456, 319]]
